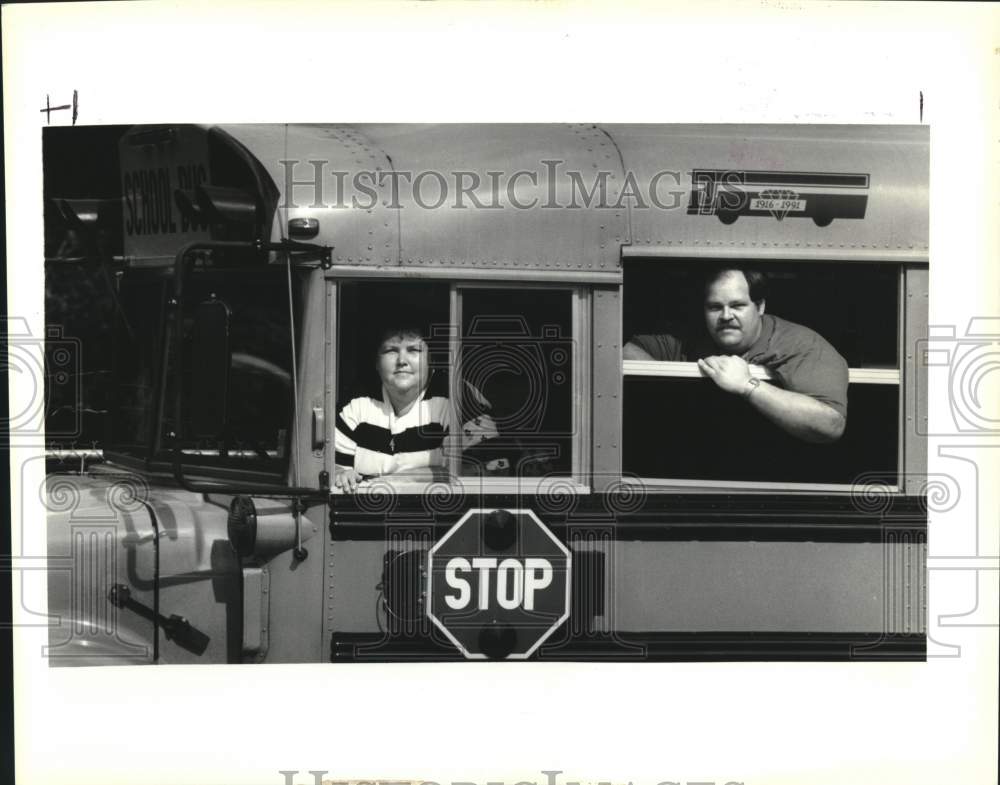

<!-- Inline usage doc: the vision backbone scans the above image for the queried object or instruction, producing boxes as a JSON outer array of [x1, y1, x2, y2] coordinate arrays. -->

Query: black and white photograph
[[40, 122, 929, 664], [4, 3, 998, 785]]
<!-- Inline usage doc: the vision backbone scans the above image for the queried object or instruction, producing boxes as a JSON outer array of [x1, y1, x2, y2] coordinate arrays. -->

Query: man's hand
[[697, 355, 752, 395], [334, 467, 364, 494]]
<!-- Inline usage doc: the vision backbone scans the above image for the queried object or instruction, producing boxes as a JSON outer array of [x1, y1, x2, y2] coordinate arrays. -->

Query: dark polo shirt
[[629, 314, 849, 417]]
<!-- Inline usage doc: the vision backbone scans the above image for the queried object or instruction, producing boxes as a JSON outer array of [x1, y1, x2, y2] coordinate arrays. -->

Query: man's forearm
[[746, 382, 846, 443]]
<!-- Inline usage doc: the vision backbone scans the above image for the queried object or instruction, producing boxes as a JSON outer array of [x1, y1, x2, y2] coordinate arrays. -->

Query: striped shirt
[[334, 389, 455, 477]]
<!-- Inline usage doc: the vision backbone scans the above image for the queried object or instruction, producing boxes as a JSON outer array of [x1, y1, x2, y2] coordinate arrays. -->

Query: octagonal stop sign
[[427, 508, 571, 660]]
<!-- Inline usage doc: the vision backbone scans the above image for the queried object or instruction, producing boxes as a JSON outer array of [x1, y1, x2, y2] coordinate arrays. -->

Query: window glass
[[458, 288, 574, 478], [623, 377, 898, 485]]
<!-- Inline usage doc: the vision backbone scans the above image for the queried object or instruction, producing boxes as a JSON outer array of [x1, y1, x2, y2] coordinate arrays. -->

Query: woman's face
[[376, 332, 429, 397]]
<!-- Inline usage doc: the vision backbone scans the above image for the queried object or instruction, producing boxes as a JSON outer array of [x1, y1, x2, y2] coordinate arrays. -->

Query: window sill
[[330, 470, 589, 496], [621, 477, 900, 494], [624, 359, 774, 380], [623, 360, 900, 384]]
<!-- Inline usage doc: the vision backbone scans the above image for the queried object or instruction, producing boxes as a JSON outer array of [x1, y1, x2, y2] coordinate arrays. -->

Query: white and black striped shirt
[[334, 389, 455, 477]]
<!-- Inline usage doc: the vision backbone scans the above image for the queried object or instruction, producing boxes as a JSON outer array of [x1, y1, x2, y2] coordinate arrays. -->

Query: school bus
[[44, 123, 928, 663]]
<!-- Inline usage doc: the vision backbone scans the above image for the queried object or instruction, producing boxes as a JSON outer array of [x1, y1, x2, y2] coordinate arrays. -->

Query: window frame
[[620, 261, 913, 494], [329, 278, 592, 495]]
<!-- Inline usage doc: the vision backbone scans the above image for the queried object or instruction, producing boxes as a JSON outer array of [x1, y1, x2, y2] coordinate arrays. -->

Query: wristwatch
[[743, 377, 761, 399]]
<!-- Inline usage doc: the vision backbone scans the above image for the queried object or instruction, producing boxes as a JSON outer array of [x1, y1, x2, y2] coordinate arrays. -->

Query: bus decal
[[687, 169, 870, 226]]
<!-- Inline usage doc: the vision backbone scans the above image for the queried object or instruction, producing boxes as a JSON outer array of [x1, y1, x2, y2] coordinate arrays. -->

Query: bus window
[[622, 261, 902, 488], [457, 287, 575, 479]]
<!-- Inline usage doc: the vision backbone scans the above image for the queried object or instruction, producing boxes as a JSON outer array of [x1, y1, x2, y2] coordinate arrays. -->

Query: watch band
[[743, 376, 761, 399]]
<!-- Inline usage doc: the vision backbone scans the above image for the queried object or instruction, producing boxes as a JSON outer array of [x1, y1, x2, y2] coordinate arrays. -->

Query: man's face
[[376, 332, 429, 396], [703, 271, 765, 354]]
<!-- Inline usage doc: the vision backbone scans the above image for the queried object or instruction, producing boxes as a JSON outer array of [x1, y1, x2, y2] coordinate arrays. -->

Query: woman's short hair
[[372, 325, 425, 355]]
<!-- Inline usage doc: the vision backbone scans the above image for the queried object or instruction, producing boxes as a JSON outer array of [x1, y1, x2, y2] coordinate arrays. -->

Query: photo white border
[[5, 2, 999, 785]]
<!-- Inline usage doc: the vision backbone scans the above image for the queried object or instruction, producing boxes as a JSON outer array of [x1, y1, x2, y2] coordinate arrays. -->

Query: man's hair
[[702, 266, 768, 306]]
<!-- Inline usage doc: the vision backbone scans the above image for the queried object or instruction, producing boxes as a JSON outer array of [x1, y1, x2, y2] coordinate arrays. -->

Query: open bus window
[[457, 288, 574, 479], [335, 283, 576, 491], [623, 261, 901, 488], [124, 268, 296, 476], [623, 378, 898, 485], [335, 281, 453, 488]]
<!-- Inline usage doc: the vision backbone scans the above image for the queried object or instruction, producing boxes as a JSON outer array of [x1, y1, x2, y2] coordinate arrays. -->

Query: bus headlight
[[227, 495, 316, 559], [227, 495, 258, 557]]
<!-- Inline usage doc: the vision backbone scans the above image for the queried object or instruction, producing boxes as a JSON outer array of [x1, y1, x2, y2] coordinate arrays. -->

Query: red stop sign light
[[427, 508, 571, 660]]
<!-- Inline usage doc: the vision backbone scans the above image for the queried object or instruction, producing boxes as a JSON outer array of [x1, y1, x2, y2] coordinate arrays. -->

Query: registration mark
[[751, 197, 806, 212]]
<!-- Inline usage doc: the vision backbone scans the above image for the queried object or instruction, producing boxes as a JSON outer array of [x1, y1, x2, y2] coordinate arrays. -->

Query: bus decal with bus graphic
[[687, 169, 870, 226]]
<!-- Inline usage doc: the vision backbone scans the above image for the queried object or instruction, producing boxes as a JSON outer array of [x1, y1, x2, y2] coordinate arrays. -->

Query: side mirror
[[190, 298, 231, 441], [49, 198, 122, 262], [195, 185, 258, 226]]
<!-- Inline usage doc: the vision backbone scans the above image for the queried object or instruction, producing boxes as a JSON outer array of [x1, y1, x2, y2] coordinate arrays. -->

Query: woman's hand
[[334, 467, 364, 494]]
